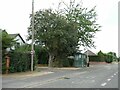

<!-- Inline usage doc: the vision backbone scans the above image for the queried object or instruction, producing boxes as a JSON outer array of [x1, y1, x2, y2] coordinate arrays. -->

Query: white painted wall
[[6, 35, 25, 51], [15, 35, 25, 45]]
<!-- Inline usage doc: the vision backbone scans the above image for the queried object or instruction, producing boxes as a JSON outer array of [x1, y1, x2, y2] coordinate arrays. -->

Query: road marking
[[101, 83, 107, 86], [111, 76, 114, 78], [114, 73, 116, 75], [107, 79, 111, 81]]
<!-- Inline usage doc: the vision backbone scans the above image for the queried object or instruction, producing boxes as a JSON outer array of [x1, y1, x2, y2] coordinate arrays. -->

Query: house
[[84, 50, 96, 56], [84, 50, 99, 62], [9, 33, 25, 46], [6, 33, 25, 51], [2, 30, 25, 45]]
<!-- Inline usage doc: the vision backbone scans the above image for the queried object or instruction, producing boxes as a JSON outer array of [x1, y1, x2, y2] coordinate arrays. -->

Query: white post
[[86, 47, 89, 67]]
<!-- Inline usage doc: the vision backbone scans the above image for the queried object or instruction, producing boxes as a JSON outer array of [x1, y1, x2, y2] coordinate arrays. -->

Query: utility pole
[[31, 0, 34, 71]]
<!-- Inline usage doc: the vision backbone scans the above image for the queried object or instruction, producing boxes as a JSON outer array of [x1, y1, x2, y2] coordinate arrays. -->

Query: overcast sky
[[0, 0, 118, 56]]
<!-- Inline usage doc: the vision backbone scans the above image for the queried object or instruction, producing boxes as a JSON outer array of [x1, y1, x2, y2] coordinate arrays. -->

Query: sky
[[0, 0, 119, 56]]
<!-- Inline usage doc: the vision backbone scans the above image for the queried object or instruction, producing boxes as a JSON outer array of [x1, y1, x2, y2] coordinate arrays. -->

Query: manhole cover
[[59, 76, 70, 79], [63, 77, 70, 79]]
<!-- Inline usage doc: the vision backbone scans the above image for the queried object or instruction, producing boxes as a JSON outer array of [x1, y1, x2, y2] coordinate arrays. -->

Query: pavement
[[2, 67, 81, 77], [2, 71, 54, 78]]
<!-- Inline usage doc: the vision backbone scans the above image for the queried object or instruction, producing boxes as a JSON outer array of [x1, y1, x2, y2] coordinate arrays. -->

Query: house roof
[[2, 30, 8, 34], [9, 34, 25, 43], [84, 50, 96, 56]]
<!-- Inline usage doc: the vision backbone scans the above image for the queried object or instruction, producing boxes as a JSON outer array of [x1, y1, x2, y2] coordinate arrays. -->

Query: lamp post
[[31, 0, 34, 71]]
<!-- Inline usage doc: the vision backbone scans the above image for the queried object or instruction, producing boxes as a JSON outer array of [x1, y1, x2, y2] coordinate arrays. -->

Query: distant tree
[[97, 50, 105, 62], [107, 52, 117, 61]]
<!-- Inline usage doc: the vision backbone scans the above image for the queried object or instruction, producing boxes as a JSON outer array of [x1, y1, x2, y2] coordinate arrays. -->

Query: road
[[2, 63, 118, 88]]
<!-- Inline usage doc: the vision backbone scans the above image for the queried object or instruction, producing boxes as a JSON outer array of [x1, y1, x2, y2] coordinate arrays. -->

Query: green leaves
[[63, 2, 100, 48], [27, 0, 100, 67], [1, 29, 15, 51]]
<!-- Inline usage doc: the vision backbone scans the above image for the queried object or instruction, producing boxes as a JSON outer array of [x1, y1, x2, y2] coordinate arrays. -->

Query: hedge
[[62, 58, 74, 67], [37, 50, 49, 64], [2, 51, 37, 74], [89, 55, 113, 63], [89, 56, 100, 62]]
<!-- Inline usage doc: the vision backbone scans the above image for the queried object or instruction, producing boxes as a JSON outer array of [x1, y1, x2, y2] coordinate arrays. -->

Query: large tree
[[27, 0, 100, 67], [28, 9, 78, 67]]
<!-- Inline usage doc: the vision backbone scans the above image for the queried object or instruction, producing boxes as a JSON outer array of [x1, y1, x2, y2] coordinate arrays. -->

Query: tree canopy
[[0, 29, 16, 57], [27, 0, 100, 67]]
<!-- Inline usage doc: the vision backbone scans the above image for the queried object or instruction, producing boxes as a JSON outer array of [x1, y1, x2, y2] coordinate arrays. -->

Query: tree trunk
[[52, 56, 63, 67], [48, 52, 64, 67], [48, 53, 54, 67], [48, 53, 51, 67]]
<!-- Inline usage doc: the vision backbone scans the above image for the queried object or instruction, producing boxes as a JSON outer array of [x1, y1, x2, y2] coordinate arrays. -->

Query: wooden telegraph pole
[[31, 0, 34, 71]]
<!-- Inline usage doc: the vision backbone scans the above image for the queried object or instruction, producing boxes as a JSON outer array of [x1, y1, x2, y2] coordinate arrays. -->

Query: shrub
[[2, 58, 6, 74], [2, 51, 37, 74], [97, 50, 106, 62], [89, 56, 100, 62], [105, 54, 113, 63], [35, 46, 49, 64]]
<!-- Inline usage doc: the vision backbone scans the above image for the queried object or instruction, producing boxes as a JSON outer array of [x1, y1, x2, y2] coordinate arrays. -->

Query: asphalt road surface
[[2, 63, 118, 88]]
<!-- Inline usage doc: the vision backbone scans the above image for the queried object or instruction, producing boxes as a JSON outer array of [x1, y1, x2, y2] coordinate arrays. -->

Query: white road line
[[111, 76, 114, 78], [107, 79, 111, 81], [114, 73, 116, 75], [101, 83, 107, 86]]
